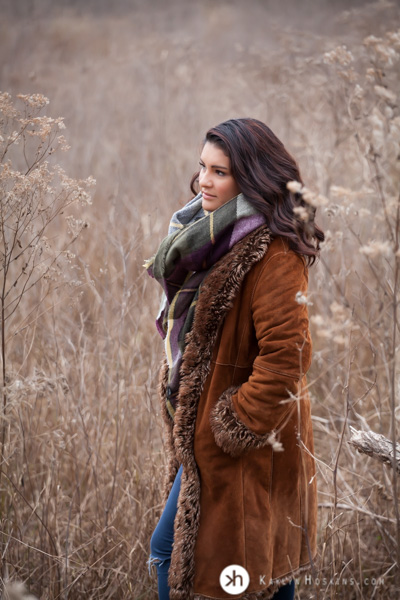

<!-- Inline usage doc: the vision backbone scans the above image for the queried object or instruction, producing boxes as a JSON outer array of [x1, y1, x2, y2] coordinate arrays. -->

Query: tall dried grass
[[0, 1, 399, 598]]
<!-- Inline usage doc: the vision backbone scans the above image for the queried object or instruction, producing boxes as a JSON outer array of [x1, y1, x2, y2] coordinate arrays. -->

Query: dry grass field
[[0, 0, 400, 598]]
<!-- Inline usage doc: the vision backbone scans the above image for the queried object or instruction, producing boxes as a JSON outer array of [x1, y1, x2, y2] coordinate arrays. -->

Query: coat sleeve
[[209, 250, 312, 457]]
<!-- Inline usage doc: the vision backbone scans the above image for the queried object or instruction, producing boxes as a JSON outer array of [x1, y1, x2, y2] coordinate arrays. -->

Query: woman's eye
[[216, 170, 225, 176]]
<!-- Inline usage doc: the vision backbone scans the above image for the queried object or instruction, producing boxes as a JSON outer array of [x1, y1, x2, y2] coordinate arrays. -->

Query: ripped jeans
[[148, 464, 295, 600], [148, 464, 183, 600]]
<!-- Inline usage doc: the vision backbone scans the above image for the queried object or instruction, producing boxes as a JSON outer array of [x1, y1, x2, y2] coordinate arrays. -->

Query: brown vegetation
[[0, 1, 400, 598]]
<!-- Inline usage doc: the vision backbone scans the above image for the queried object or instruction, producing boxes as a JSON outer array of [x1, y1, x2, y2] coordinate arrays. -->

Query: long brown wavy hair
[[190, 118, 324, 265]]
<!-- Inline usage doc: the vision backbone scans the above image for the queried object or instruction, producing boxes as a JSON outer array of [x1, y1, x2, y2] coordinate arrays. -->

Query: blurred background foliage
[[1, 0, 400, 598]]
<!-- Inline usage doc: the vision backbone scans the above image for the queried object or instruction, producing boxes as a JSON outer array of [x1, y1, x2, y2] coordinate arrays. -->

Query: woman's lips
[[202, 191, 216, 199]]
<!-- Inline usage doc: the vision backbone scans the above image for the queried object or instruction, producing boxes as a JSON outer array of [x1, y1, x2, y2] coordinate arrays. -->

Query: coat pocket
[[209, 385, 290, 458]]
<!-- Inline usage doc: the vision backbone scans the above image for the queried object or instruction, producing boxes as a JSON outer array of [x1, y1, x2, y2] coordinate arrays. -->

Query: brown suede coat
[[157, 225, 317, 599]]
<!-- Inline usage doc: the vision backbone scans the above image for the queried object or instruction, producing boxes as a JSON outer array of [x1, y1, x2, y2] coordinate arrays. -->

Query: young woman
[[145, 118, 323, 600]]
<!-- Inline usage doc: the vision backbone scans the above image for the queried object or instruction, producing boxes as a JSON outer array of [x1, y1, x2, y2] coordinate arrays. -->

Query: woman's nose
[[199, 169, 212, 187]]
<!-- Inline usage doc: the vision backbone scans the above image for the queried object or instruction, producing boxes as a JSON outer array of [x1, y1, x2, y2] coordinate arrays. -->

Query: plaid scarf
[[144, 191, 266, 420]]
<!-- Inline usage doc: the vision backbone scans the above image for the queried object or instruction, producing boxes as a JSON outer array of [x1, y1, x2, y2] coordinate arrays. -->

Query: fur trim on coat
[[209, 385, 295, 458]]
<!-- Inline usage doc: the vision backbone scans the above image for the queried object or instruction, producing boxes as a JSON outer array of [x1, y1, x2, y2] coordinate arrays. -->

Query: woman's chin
[[201, 199, 217, 212]]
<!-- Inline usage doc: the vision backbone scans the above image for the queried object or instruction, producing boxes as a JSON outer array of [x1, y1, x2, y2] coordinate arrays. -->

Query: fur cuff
[[209, 386, 281, 458]]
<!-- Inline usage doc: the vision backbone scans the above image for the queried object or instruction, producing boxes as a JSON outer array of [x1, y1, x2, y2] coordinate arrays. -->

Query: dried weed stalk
[[306, 25, 400, 597], [0, 91, 93, 593]]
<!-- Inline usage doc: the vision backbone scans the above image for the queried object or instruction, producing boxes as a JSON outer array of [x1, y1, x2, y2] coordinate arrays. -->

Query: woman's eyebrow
[[199, 160, 229, 170]]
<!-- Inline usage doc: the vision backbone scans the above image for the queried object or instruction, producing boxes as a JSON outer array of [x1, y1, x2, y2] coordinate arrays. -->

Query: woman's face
[[198, 142, 241, 212]]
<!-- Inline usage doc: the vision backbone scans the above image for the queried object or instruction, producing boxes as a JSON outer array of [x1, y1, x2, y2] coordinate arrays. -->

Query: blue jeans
[[148, 464, 295, 600]]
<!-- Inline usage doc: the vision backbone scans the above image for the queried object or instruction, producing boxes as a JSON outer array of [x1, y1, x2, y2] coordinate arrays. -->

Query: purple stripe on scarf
[[230, 214, 266, 246]]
